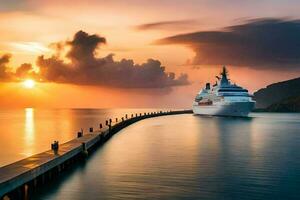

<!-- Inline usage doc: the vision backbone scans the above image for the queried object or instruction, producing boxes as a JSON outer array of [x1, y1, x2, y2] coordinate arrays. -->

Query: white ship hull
[[193, 101, 255, 117]]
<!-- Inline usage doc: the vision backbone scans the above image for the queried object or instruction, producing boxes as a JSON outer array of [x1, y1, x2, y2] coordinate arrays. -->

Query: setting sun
[[23, 79, 36, 89]]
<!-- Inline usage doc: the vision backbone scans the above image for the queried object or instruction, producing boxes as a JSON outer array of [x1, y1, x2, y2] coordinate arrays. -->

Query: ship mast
[[221, 66, 228, 78], [220, 66, 229, 85]]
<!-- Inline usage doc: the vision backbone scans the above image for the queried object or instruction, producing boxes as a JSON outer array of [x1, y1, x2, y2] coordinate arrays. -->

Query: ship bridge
[[216, 66, 250, 97]]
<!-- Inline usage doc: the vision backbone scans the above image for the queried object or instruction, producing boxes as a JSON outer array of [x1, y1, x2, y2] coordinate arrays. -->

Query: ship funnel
[[205, 83, 210, 90]]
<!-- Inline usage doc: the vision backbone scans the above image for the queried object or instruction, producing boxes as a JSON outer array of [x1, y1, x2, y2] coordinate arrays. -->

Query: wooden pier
[[0, 110, 192, 200]]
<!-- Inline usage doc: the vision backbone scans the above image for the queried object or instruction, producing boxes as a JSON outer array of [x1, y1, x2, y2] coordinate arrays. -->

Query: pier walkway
[[0, 110, 192, 200]]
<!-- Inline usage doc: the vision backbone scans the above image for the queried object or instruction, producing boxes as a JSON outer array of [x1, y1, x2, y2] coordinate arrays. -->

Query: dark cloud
[[15, 63, 36, 79], [0, 54, 37, 81], [135, 20, 198, 31], [66, 31, 106, 64], [0, 54, 12, 81], [37, 30, 189, 88], [156, 18, 300, 70]]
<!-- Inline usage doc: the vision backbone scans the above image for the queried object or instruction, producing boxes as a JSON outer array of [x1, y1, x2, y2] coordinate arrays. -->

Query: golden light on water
[[23, 79, 36, 89], [23, 108, 35, 157]]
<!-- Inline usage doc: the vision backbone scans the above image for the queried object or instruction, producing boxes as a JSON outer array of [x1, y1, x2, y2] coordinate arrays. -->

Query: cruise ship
[[193, 66, 255, 117]]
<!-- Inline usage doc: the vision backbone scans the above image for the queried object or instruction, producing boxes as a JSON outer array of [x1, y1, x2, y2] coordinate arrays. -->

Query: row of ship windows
[[195, 94, 249, 102], [218, 89, 248, 92]]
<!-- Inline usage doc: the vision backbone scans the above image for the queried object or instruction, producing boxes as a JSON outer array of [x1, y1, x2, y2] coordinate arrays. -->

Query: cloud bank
[[0, 31, 189, 88], [0, 53, 36, 81], [157, 18, 300, 70], [37, 31, 189, 88]]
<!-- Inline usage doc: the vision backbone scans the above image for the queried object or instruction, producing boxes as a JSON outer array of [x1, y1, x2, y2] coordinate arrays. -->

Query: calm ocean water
[[28, 111, 300, 200], [0, 108, 163, 166], [1, 109, 300, 199]]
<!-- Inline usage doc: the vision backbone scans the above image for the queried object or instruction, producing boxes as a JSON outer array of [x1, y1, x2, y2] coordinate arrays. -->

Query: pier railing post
[[77, 128, 83, 138], [51, 141, 59, 154], [77, 131, 82, 138]]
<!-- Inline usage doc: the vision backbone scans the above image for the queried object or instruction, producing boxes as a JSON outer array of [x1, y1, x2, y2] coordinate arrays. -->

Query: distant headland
[[253, 77, 300, 112]]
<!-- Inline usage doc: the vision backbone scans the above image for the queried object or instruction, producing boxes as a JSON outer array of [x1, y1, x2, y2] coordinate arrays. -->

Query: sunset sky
[[1, 0, 300, 108]]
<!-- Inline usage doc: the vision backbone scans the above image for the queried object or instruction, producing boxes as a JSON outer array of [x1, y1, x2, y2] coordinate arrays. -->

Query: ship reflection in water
[[32, 113, 300, 200]]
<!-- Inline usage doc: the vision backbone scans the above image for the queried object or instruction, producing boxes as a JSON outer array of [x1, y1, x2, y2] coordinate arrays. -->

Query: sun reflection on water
[[23, 108, 35, 157]]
